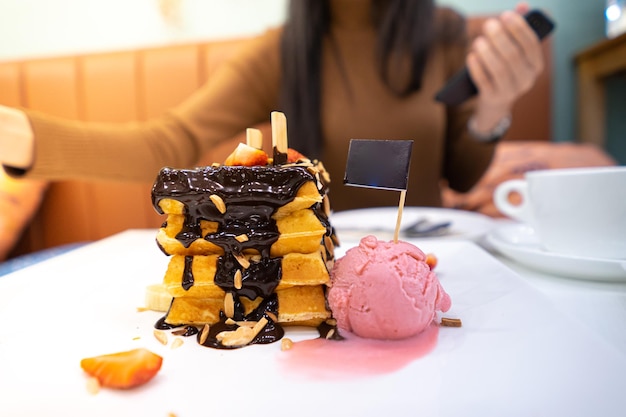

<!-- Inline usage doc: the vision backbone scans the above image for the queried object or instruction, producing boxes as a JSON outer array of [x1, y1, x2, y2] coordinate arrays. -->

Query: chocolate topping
[[151, 163, 334, 349]]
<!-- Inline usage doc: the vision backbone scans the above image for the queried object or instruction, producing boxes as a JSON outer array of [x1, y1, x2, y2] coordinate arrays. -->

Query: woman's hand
[[0, 105, 35, 169], [467, 3, 545, 133]]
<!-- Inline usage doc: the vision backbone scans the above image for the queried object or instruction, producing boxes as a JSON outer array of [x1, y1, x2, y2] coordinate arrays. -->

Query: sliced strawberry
[[287, 148, 306, 163], [80, 348, 162, 390], [224, 143, 269, 166]]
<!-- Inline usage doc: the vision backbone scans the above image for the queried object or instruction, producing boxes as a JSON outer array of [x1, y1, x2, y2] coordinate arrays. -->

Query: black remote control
[[434, 9, 555, 106]]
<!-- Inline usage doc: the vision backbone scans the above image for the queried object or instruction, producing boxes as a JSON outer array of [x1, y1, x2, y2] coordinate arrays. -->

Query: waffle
[[163, 251, 330, 299], [165, 285, 331, 327], [150, 157, 337, 349], [156, 206, 328, 257]]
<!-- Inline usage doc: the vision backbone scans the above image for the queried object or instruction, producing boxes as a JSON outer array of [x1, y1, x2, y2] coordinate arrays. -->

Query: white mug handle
[[493, 179, 532, 223]]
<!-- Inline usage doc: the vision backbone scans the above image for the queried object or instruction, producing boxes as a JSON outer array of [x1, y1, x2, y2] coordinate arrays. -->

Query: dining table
[[0, 207, 624, 417]]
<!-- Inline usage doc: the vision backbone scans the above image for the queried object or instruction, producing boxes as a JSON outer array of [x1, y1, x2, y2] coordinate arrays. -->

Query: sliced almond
[[322, 195, 332, 218], [281, 338, 294, 351], [235, 234, 249, 243], [252, 317, 269, 334], [265, 311, 278, 323], [324, 235, 335, 258], [171, 327, 190, 336], [234, 252, 250, 269], [153, 329, 168, 345], [326, 259, 335, 272], [86, 376, 101, 395], [216, 317, 268, 347], [209, 194, 226, 214], [318, 161, 330, 183], [224, 293, 235, 318], [171, 338, 184, 349], [234, 269, 243, 290], [248, 254, 262, 263], [199, 324, 210, 344], [236, 321, 258, 328]]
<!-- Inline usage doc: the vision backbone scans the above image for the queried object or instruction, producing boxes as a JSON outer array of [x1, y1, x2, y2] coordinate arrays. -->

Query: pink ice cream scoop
[[327, 235, 451, 340]]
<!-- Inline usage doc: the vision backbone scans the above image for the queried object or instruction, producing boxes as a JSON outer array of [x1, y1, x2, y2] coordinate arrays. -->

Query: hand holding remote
[[435, 9, 555, 106]]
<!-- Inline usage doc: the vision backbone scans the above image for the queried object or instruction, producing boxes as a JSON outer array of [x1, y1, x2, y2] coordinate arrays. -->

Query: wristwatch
[[467, 114, 512, 142]]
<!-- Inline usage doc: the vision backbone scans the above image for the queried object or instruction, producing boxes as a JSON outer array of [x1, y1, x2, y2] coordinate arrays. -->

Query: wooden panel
[[0, 62, 22, 106], [80, 50, 160, 239], [574, 32, 626, 145], [139, 44, 204, 227], [20, 57, 95, 249], [22, 57, 80, 117], [35, 181, 93, 248], [81, 51, 138, 122], [140, 44, 201, 118]]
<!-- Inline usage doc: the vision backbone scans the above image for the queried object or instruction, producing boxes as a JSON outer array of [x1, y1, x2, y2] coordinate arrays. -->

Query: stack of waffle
[[150, 113, 338, 348]]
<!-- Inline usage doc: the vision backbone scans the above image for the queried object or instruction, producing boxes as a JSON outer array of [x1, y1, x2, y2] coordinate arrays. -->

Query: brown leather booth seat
[[0, 18, 552, 256]]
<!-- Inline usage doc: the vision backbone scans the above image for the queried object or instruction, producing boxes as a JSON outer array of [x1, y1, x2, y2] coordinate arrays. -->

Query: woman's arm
[[0, 29, 281, 183]]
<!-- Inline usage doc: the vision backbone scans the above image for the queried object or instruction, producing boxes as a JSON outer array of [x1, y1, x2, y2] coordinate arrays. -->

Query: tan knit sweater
[[18, 1, 495, 212]]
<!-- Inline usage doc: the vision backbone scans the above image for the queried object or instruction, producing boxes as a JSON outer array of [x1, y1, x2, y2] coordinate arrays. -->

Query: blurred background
[[0, 0, 623, 265], [0, 0, 623, 162]]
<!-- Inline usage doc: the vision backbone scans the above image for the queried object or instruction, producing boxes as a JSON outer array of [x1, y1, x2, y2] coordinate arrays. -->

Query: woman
[[0, 0, 544, 251]]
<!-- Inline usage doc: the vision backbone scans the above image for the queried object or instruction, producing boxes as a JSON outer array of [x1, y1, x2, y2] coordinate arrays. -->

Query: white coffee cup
[[493, 166, 626, 260]]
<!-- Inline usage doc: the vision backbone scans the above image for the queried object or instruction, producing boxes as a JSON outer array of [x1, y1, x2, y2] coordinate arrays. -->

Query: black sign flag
[[344, 139, 414, 242]]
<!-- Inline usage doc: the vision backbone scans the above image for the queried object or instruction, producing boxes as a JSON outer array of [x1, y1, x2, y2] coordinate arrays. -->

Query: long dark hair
[[279, 0, 436, 158]]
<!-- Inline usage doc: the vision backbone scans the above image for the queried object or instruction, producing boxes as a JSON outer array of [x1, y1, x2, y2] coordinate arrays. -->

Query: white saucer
[[330, 207, 496, 243], [486, 223, 626, 282]]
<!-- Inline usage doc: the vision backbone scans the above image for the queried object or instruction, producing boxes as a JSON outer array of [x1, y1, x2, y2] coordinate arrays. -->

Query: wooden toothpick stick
[[271, 111, 288, 165], [393, 190, 407, 243], [246, 128, 263, 149]]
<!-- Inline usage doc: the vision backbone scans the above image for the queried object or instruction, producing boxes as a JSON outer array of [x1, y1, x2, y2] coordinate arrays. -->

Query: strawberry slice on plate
[[80, 348, 163, 389], [224, 143, 269, 166]]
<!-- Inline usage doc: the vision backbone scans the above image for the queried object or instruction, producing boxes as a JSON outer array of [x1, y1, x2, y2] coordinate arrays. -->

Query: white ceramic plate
[[0, 230, 624, 417], [330, 207, 496, 242], [486, 223, 626, 282]]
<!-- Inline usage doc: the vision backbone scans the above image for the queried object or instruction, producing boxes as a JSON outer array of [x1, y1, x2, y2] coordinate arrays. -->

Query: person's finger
[[482, 18, 527, 90], [467, 51, 495, 96], [501, 11, 544, 74], [514, 2, 530, 15], [472, 32, 515, 98]]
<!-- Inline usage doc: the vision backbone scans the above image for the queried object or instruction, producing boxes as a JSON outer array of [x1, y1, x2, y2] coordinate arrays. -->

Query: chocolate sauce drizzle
[[152, 164, 337, 348], [181, 256, 194, 291]]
